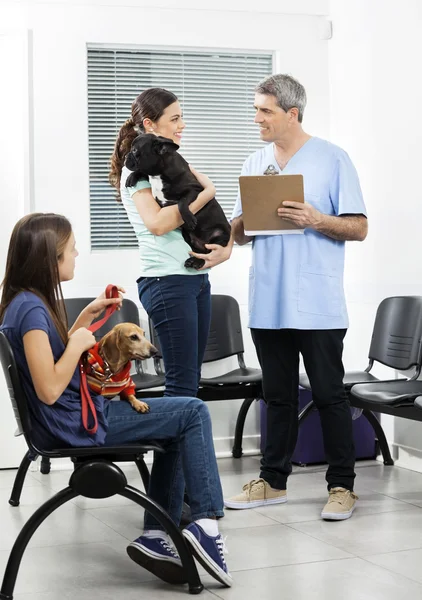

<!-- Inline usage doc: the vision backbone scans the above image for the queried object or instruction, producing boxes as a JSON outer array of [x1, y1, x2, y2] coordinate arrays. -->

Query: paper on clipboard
[[239, 174, 305, 235]]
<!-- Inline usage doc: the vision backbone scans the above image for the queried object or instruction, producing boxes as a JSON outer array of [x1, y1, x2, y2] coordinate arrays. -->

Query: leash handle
[[88, 284, 120, 334], [80, 284, 120, 434]]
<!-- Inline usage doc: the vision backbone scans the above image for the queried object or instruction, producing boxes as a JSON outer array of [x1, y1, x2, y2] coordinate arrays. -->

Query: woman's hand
[[83, 286, 125, 321], [189, 166, 216, 200], [189, 243, 232, 270], [68, 286, 126, 335], [132, 166, 216, 237], [68, 327, 96, 354]]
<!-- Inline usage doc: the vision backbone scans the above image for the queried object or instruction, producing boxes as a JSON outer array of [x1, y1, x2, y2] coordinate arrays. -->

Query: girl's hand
[[83, 286, 125, 320], [189, 244, 232, 270], [68, 327, 96, 354]]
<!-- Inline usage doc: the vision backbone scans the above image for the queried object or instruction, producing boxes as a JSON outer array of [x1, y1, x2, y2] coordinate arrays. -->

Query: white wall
[[329, 0, 422, 468], [0, 0, 330, 466], [0, 25, 33, 467]]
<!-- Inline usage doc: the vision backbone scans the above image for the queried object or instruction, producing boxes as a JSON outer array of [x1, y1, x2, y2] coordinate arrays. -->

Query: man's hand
[[278, 202, 368, 241], [277, 201, 323, 229], [189, 244, 232, 270]]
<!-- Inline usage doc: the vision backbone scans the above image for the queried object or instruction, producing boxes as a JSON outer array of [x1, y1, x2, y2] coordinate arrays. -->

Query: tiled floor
[[2, 457, 422, 599]]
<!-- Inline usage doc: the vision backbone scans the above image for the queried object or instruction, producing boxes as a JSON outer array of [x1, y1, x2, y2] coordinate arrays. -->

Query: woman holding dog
[[109, 88, 233, 399], [0, 213, 232, 588]]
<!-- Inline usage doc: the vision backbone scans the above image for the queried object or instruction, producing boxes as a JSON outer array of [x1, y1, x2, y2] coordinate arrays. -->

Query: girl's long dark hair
[[109, 87, 178, 201], [0, 213, 71, 344]]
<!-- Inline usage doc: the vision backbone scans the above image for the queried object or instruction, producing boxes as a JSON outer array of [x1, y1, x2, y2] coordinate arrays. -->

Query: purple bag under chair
[[260, 387, 377, 465]]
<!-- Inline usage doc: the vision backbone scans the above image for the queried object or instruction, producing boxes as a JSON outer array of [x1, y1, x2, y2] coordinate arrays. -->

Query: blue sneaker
[[127, 535, 187, 584], [183, 523, 232, 587]]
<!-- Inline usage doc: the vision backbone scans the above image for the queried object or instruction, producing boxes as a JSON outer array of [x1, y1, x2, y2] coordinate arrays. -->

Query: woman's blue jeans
[[138, 273, 213, 529], [104, 398, 224, 530], [137, 274, 211, 397]]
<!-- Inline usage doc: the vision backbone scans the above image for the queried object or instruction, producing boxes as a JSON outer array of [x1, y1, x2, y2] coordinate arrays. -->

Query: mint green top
[[121, 166, 207, 277]]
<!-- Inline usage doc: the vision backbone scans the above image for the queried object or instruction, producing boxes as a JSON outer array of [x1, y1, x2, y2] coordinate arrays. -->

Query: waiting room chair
[[0, 331, 203, 598], [149, 294, 263, 458], [8, 297, 164, 503], [298, 296, 422, 465], [349, 300, 422, 425]]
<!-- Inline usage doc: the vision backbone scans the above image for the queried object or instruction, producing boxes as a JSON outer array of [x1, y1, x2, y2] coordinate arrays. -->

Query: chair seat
[[299, 370, 379, 391], [343, 371, 379, 388], [33, 442, 165, 460], [350, 380, 422, 406], [200, 367, 262, 387], [131, 372, 165, 390]]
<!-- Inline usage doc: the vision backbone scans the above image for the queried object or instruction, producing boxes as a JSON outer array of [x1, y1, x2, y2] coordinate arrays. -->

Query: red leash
[[79, 285, 120, 434]]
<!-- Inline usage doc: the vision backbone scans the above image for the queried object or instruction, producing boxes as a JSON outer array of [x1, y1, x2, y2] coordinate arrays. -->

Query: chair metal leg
[[298, 399, 316, 424], [0, 487, 77, 600], [134, 456, 150, 491], [362, 409, 394, 465], [40, 456, 51, 475], [120, 485, 203, 595], [9, 450, 35, 507], [232, 397, 257, 458]]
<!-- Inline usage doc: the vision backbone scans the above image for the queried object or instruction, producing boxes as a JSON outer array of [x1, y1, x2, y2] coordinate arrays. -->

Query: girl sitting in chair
[[0, 212, 231, 588]]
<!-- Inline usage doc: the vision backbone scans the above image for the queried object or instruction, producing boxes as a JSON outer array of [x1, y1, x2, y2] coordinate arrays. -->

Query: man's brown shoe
[[321, 487, 358, 520], [224, 478, 287, 509]]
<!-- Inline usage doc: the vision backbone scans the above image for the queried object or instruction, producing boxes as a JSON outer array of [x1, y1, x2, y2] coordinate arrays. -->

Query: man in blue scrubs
[[225, 74, 367, 520]]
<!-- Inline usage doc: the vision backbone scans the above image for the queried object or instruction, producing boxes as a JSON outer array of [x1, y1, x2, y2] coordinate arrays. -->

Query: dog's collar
[[92, 357, 113, 381], [87, 346, 114, 381]]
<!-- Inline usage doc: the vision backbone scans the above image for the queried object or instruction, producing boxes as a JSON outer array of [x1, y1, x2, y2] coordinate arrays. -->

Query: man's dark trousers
[[251, 328, 356, 491]]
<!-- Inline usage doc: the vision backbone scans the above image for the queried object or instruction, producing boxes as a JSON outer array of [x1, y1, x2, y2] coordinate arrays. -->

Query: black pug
[[125, 133, 231, 269]]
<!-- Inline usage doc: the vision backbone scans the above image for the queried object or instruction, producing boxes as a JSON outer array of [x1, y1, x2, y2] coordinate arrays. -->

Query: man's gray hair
[[255, 74, 307, 123]]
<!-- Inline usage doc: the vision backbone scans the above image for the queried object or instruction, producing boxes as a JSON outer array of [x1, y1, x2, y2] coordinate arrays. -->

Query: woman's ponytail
[[109, 118, 138, 202], [109, 88, 178, 202]]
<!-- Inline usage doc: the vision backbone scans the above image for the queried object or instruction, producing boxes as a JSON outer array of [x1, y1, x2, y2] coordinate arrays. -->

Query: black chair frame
[[0, 331, 203, 598], [149, 294, 263, 458], [346, 379, 422, 463], [297, 296, 422, 466]]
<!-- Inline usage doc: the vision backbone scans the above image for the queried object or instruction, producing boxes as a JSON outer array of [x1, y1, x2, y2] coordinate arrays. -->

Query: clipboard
[[239, 174, 305, 235]]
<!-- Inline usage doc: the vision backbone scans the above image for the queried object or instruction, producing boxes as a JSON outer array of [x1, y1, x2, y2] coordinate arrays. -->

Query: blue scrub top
[[232, 137, 367, 330]]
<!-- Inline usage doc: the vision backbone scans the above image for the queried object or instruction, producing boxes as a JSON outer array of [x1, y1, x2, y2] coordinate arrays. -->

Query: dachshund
[[85, 323, 157, 413]]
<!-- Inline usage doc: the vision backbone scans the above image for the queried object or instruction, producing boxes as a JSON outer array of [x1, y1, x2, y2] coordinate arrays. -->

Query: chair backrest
[[203, 295, 244, 362], [369, 296, 422, 371], [0, 331, 34, 450], [65, 297, 141, 341], [149, 294, 245, 363]]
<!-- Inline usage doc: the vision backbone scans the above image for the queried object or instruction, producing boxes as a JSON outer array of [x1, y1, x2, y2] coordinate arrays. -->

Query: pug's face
[[125, 134, 179, 176]]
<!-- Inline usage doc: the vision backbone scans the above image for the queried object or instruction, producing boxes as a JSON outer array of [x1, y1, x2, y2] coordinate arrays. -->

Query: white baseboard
[[390, 445, 422, 474], [213, 434, 261, 458]]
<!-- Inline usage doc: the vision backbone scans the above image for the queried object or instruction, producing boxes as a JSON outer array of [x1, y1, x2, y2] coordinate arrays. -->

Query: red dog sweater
[[85, 343, 135, 399]]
